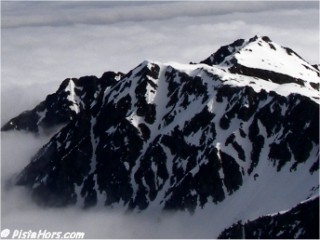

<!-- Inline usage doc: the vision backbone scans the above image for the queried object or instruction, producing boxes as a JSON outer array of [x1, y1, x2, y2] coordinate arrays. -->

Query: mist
[[1, 1, 319, 238]]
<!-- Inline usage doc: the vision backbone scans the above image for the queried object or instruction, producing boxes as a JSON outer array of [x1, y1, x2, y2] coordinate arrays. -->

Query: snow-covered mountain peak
[[2, 36, 319, 238], [234, 36, 319, 82], [129, 58, 320, 104], [201, 35, 320, 90]]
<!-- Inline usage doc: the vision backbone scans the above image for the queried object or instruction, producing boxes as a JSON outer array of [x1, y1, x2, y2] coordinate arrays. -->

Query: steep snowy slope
[[218, 196, 319, 239], [2, 36, 319, 237]]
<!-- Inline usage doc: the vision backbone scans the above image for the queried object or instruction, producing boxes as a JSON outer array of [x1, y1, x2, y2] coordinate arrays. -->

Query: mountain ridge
[[218, 196, 319, 239], [2, 35, 319, 238]]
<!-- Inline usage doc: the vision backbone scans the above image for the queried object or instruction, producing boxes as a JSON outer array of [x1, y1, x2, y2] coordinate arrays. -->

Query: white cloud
[[1, 1, 318, 28], [1, 1, 319, 238]]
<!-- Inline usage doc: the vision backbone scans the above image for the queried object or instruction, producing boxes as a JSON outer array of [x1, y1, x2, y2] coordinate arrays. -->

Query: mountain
[[2, 35, 319, 237], [1, 72, 124, 134], [201, 35, 319, 90], [218, 196, 319, 239]]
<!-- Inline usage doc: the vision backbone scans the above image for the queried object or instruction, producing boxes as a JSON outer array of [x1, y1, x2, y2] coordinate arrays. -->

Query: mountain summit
[[201, 35, 319, 89], [2, 36, 319, 238]]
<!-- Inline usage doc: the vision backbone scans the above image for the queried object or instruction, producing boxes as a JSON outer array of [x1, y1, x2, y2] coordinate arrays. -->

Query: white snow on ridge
[[65, 79, 80, 114], [154, 61, 320, 103], [222, 73, 320, 103], [232, 36, 320, 84], [146, 75, 157, 104], [163, 61, 202, 74], [109, 49, 320, 116]]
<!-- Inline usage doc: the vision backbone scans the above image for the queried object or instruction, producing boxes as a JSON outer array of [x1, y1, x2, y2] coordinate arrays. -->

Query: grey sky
[[2, 1, 319, 28]]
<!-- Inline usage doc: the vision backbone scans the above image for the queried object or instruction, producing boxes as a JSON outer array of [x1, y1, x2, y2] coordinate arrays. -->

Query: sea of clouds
[[1, 1, 319, 238]]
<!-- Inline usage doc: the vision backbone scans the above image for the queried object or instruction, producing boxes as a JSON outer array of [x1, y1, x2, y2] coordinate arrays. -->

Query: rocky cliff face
[[2, 35, 319, 237], [1, 72, 123, 133]]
